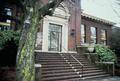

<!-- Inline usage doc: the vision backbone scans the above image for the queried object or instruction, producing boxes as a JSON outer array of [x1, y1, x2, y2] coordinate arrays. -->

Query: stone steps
[[35, 52, 110, 81]]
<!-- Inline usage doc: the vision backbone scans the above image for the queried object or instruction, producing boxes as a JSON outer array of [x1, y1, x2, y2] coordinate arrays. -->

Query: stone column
[[35, 64, 42, 81]]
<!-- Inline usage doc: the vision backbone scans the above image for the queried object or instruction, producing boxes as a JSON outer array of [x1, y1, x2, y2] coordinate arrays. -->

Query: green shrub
[[0, 30, 20, 50], [95, 44, 116, 62]]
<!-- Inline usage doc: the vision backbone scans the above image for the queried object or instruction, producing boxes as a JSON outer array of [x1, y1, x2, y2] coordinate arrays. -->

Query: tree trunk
[[16, 11, 39, 81], [16, 0, 64, 81]]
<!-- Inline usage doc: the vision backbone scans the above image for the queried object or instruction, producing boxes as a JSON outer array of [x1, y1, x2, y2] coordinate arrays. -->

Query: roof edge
[[81, 13, 116, 25]]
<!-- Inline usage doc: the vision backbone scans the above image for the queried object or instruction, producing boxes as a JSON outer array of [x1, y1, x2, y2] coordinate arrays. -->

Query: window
[[101, 29, 107, 45], [5, 8, 12, 23], [81, 24, 86, 44], [0, 26, 10, 31], [48, 23, 62, 51], [0, 8, 12, 23], [90, 27, 97, 44], [5, 8, 12, 16]]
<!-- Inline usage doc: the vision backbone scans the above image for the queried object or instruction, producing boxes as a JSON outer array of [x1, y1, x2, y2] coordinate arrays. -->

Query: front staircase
[[35, 52, 110, 81]]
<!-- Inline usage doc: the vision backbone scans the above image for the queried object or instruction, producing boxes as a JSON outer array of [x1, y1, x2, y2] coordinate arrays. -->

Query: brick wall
[[38, 0, 81, 51], [81, 17, 112, 45], [65, 0, 81, 51]]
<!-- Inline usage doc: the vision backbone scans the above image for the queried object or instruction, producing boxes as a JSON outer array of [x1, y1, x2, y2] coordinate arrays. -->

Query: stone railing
[[76, 44, 115, 75], [35, 64, 42, 81], [96, 62, 115, 76]]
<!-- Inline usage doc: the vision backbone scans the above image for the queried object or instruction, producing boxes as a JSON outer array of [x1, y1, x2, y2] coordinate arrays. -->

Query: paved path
[[80, 76, 120, 81], [71, 76, 120, 81]]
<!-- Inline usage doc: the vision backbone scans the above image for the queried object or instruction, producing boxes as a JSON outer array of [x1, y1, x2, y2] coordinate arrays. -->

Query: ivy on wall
[[95, 44, 116, 62]]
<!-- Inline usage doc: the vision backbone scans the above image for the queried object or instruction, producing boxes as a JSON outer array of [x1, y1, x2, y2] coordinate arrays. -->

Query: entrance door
[[48, 23, 62, 51]]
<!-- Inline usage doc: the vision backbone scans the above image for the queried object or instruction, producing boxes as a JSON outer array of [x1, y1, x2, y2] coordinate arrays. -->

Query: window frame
[[48, 23, 62, 51], [81, 24, 86, 44], [90, 27, 97, 44], [101, 29, 107, 45]]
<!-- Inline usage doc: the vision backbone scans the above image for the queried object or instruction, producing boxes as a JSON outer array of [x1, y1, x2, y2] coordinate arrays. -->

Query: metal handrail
[[70, 54, 84, 67], [62, 47, 84, 78], [70, 53, 84, 77]]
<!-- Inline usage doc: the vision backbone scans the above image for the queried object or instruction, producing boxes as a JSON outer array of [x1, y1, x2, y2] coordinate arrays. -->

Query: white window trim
[[42, 15, 69, 52]]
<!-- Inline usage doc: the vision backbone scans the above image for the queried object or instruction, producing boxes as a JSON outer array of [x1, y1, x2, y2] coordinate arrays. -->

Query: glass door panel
[[48, 23, 62, 51]]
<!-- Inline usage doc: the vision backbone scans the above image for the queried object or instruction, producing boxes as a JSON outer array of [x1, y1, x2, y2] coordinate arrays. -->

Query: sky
[[81, 0, 120, 27]]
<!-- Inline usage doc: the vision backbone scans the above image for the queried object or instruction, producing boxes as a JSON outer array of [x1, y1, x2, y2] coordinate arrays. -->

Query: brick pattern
[[81, 17, 112, 45]]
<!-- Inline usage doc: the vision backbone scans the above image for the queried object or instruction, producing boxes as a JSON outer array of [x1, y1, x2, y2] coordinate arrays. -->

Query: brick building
[[0, 0, 114, 80], [0, 0, 22, 31], [35, 1, 116, 79], [81, 13, 115, 46], [36, 0, 81, 52], [35, 0, 115, 53]]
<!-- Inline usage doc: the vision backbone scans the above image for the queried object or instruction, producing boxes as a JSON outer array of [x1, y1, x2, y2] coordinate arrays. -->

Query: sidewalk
[[81, 76, 120, 81]]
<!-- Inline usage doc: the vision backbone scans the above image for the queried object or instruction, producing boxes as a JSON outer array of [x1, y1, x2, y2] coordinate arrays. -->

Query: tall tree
[[16, 0, 64, 81]]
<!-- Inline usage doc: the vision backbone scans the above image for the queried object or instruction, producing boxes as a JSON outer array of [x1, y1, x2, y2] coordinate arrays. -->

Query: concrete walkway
[[80, 76, 120, 81]]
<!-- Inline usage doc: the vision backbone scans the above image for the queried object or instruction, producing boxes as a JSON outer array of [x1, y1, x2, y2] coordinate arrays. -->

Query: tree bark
[[16, 0, 64, 81], [16, 9, 39, 81]]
